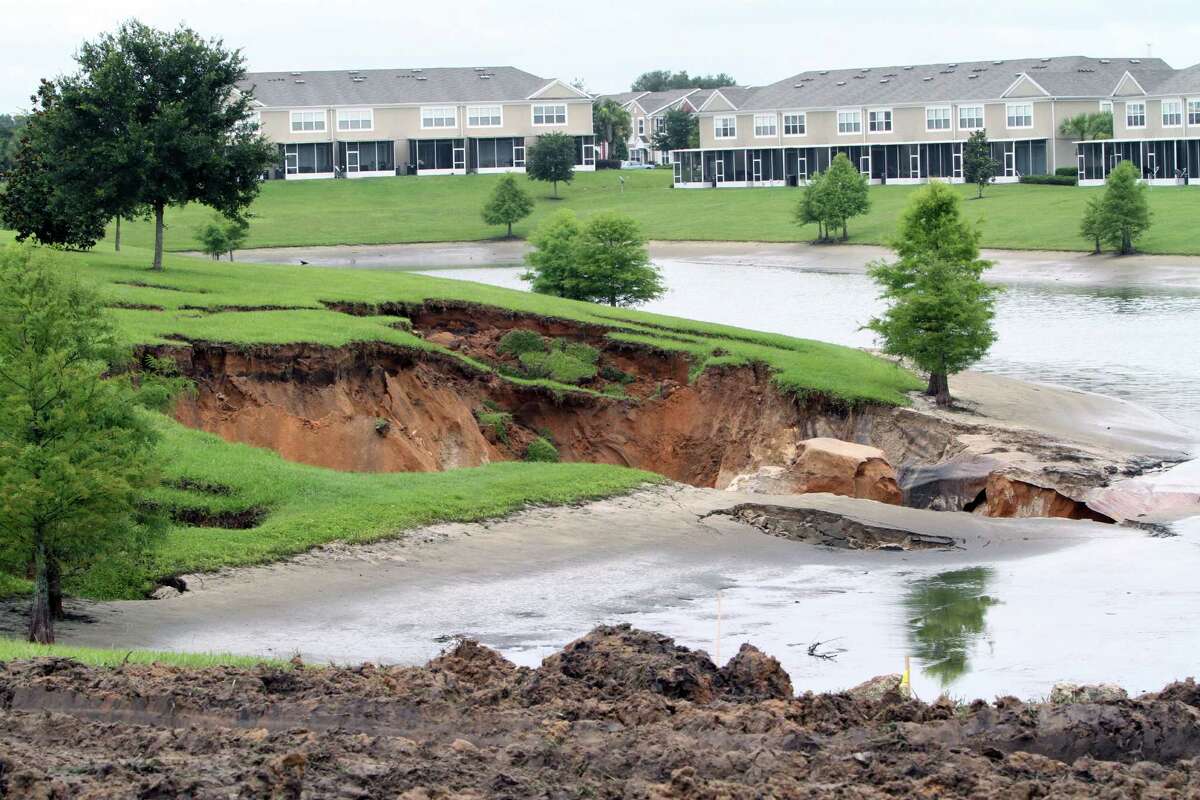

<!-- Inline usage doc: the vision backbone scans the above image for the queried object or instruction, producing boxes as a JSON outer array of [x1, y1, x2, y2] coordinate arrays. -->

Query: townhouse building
[[596, 88, 715, 163], [240, 66, 596, 179], [670, 56, 1200, 188]]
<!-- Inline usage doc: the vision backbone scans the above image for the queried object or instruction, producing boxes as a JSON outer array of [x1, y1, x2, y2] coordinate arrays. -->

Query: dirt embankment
[[155, 302, 1135, 519], [3, 625, 1200, 798]]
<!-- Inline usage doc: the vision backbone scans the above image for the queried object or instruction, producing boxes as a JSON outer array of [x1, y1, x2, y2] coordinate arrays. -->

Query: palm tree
[[1058, 113, 1091, 142], [593, 100, 631, 159]]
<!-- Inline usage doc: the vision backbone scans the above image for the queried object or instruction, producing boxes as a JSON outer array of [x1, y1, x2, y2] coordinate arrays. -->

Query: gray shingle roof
[[1143, 64, 1200, 95], [595, 91, 647, 107], [633, 89, 700, 113], [240, 66, 570, 108], [724, 56, 1176, 111]]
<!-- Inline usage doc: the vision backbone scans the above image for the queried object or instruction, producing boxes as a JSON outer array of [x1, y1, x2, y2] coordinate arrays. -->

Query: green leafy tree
[[795, 170, 830, 242], [523, 212, 664, 306], [1096, 160, 1151, 255], [526, 132, 576, 198], [631, 70, 735, 91], [223, 216, 249, 260], [481, 174, 534, 237], [592, 99, 632, 160], [1059, 111, 1113, 142], [1080, 194, 1105, 254], [963, 130, 997, 199], [1, 21, 275, 271], [522, 210, 583, 296], [650, 109, 697, 154], [0, 246, 162, 643], [866, 183, 999, 406], [0, 113, 27, 173], [805, 154, 870, 241], [196, 218, 231, 260]]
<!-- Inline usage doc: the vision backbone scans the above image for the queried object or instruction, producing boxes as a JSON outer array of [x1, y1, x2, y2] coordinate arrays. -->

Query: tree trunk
[[1122, 233, 1132, 255], [28, 540, 53, 644], [977, 182, 983, 199], [115, 217, 121, 252], [553, 181, 559, 198], [507, 221, 513, 237], [151, 202, 166, 271], [48, 556, 64, 621], [228, 250, 235, 262], [842, 222, 848, 241], [926, 372, 951, 407]]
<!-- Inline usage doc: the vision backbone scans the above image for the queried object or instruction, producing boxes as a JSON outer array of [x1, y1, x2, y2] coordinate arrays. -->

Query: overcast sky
[[3, 0, 1198, 111]]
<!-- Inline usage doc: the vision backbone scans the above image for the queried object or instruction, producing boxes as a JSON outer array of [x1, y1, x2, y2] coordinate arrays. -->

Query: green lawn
[[0, 637, 287, 668], [109, 169, 1200, 255], [0, 243, 919, 600]]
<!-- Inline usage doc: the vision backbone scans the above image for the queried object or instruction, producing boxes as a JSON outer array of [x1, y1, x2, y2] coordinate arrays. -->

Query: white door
[[1004, 149, 1016, 177], [1077, 152, 1086, 181], [860, 154, 871, 177], [453, 144, 465, 171], [346, 144, 360, 173], [751, 155, 763, 183], [797, 155, 807, 181], [952, 148, 963, 179], [1146, 150, 1157, 179], [909, 151, 921, 179], [673, 159, 681, 184], [285, 146, 298, 174], [514, 145, 525, 168], [714, 158, 725, 183]]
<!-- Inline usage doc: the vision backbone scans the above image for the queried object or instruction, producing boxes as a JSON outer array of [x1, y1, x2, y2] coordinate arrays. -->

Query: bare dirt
[[154, 301, 1181, 519], [3, 625, 1200, 798]]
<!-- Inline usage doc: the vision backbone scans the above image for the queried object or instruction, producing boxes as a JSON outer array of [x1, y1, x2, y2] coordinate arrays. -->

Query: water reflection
[[904, 567, 999, 687]]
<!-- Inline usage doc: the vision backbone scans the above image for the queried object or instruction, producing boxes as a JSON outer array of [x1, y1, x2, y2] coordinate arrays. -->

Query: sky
[[3, 0, 1199, 111]]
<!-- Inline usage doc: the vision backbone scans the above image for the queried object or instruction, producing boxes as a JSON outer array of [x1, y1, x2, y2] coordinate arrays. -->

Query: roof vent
[[294, 79, 305, 84], [948, 63, 958, 68], [1129, 58, 1141, 64], [903, 65, 914, 70], [993, 60, 1004, 65], [416, 76, 428, 81], [793, 83, 803, 88], [479, 74, 491, 79], [351, 76, 366, 82], [853, 74, 864, 79], [922, 76, 934, 81], [1100, 59, 1111, 64], [289, 71, 302, 76], [968, 74, 978, 79], [819, 70, 828, 75], [836, 80, 846, 85], [879, 78, 890, 83], [860, 68, 870, 72], [1040, 58, 1051, 62], [940, 69, 954, 74]]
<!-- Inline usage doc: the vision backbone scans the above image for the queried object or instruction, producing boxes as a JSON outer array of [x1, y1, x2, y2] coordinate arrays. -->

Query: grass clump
[[525, 437, 560, 463], [475, 409, 512, 443], [600, 364, 635, 384], [519, 348, 598, 385], [497, 329, 546, 357], [0, 638, 288, 669]]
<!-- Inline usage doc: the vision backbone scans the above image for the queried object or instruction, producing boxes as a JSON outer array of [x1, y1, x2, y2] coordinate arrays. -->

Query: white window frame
[[652, 116, 665, 132], [336, 108, 373, 132], [637, 117, 644, 135], [925, 105, 952, 131], [532, 104, 567, 126], [1125, 101, 1146, 129], [958, 105, 984, 130], [1188, 98, 1200, 126], [1006, 102, 1033, 129], [1099, 100, 1114, 115], [867, 108, 892, 133], [713, 115, 736, 139], [753, 113, 777, 138], [246, 110, 261, 130], [289, 109, 326, 133], [836, 109, 861, 135], [466, 105, 502, 128], [1161, 98, 1183, 128], [782, 112, 806, 137], [420, 106, 457, 130]]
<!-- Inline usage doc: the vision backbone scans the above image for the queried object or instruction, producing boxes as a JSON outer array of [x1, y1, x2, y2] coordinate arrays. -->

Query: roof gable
[[1001, 73, 1050, 98], [1111, 71, 1147, 96], [528, 78, 590, 100], [698, 89, 737, 112]]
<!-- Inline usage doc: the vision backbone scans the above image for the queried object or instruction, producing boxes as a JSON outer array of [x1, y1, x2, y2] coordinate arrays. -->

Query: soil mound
[[4, 626, 1200, 797]]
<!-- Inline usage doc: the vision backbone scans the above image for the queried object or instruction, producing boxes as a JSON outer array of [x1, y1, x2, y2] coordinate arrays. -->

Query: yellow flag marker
[[899, 655, 912, 697]]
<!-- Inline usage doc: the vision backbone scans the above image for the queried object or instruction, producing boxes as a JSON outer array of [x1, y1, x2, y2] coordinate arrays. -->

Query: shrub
[[1019, 174, 1077, 186], [524, 437, 560, 463], [595, 158, 622, 170], [374, 418, 391, 436], [497, 329, 546, 357], [602, 383, 628, 398], [474, 410, 512, 444], [599, 364, 635, 384], [1055, 166, 1079, 177], [558, 339, 599, 365], [518, 349, 598, 384]]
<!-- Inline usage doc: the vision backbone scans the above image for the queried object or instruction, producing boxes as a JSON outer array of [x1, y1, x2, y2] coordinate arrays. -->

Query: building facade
[[240, 67, 596, 179], [596, 88, 714, 164], [670, 56, 1200, 188]]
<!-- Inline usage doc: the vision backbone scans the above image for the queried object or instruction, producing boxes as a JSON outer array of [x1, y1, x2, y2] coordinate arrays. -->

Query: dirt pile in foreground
[[3, 625, 1200, 798]]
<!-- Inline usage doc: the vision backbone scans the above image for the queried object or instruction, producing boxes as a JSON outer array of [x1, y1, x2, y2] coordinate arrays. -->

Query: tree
[[1095, 160, 1152, 255], [866, 183, 999, 406], [802, 154, 870, 241], [1080, 194, 1105, 255], [523, 212, 664, 306], [526, 132, 576, 198], [0, 21, 275, 271], [795, 170, 830, 242], [223, 216, 249, 260], [631, 70, 736, 91], [650, 109, 697, 154], [0, 113, 27, 173], [593, 99, 632, 161], [1059, 111, 1113, 142], [481, 174, 534, 237], [963, 130, 996, 199], [196, 218, 231, 260], [0, 246, 162, 643], [522, 210, 583, 296]]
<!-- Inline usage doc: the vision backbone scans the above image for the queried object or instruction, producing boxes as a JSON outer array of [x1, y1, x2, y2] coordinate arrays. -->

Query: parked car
[[620, 160, 655, 170]]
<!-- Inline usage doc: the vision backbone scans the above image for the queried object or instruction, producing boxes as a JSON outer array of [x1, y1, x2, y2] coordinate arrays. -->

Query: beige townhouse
[[596, 88, 716, 164], [240, 66, 595, 179], [671, 56, 1200, 188]]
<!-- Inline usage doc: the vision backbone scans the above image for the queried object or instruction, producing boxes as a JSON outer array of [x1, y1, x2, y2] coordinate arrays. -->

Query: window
[[652, 116, 664, 132], [868, 109, 892, 133], [532, 104, 567, 125], [1162, 99, 1183, 127], [1189, 99, 1200, 125], [245, 110, 261, 130], [421, 106, 457, 129], [637, 117, 644, 135], [1126, 102, 1146, 128], [958, 105, 984, 130], [837, 110, 861, 134], [926, 106, 951, 131], [1006, 103, 1033, 128], [783, 113, 805, 136], [467, 105, 502, 127], [336, 109, 373, 131], [290, 110, 325, 132], [753, 113, 777, 137], [714, 116, 736, 139], [1099, 100, 1113, 115]]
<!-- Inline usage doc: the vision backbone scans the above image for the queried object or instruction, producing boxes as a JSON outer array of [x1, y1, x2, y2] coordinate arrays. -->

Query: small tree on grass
[[523, 211, 665, 307], [526, 132, 576, 198], [1080, 194, 1105, 254], [650, 109, 697, 155], [963, 130, 997, 199], [1096, 160, 1151, 255], [481, 174, 534, 237], [196, 215, 251, 261], [0, 246, 162, 643], [810, 154, 870, 241], [796, 170, 830, 242], [866, 183, 999, 407]]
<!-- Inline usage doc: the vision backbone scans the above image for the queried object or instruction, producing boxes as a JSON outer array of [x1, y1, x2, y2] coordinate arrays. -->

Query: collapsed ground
[[4, 624, 1200, 798]]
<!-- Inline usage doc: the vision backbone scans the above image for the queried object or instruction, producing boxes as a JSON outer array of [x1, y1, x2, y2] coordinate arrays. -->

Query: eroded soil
[[3, 625, 1200, 798]]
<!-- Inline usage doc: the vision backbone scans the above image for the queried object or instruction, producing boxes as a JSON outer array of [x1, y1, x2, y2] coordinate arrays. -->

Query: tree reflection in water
[[904, 567, 999, 686]]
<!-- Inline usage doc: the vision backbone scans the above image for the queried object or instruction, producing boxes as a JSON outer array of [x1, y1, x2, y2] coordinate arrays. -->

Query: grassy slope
[[110, 170, 1200, 255], [9, 244, 916, 598], [0, 637, 285, 668]]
